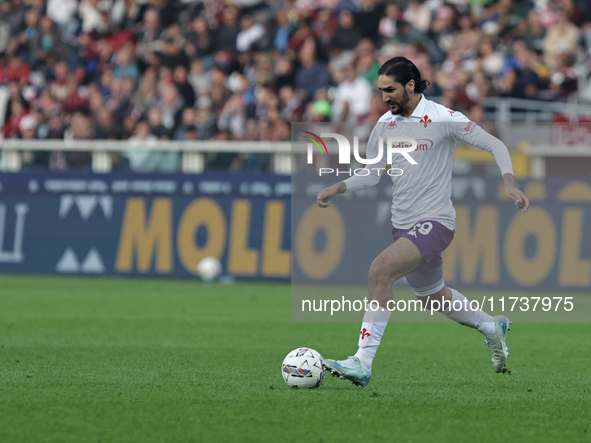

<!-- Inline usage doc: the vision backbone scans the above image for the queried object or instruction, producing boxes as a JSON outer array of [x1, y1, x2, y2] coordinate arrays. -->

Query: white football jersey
[[343, 95, 513, 230]]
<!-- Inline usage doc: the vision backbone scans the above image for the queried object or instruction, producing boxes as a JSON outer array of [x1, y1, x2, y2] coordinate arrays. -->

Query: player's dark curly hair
[[378, 57, 430, 94]]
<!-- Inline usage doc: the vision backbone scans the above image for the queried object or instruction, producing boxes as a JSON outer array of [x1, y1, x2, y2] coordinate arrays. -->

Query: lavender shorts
[[392, 220, 455, 274]]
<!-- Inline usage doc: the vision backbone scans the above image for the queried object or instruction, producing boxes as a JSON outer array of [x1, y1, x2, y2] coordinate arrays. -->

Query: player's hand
[[503, 174, 529, 213], [317, 182, 346, 208], [317, 187, 336, 208], [504, 184, 529, 213]]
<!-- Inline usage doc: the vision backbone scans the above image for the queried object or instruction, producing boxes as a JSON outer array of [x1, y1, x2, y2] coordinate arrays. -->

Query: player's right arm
[[317, 181, 347, 208], [316, 123, 387, 208]]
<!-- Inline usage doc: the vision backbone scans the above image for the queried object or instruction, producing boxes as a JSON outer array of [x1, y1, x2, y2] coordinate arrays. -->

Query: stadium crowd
[[0, 0, 590, 171]]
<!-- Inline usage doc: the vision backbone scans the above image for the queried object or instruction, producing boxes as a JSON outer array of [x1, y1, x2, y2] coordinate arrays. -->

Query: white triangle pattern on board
[[58, 194, 116, 219], [56, 248, 80, 272], [80, 248, 105, 273], [59, 195, 75, 219], [97, 196, 113, 219], [76, 196, 97, 220]]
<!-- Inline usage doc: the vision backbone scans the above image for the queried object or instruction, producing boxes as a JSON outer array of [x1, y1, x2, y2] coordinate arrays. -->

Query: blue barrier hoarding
[[1, 172, 591, 290], [0, 172, 291, 280]]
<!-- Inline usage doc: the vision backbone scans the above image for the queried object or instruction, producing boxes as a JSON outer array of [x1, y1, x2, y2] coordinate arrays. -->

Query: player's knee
[[368, 261, 398, 287], [416, 287, 448, 311]]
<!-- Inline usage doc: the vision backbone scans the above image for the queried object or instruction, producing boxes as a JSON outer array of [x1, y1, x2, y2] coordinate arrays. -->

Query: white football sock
[[442, 288, 495, 338], [354, 306, 391, 370]]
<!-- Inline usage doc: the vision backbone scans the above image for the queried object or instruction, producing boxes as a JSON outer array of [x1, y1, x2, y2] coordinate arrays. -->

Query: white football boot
[[323, 356, 371, 387], [484, 315, 512, 373]]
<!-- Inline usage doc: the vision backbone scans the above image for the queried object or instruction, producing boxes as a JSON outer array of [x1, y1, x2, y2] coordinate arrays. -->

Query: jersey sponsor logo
[[420, 115, 432, 128], [414, 139, 433, 151], [464, 121, 476, 133], [387, 121, 397, 128], [360, 328, 371, 339]]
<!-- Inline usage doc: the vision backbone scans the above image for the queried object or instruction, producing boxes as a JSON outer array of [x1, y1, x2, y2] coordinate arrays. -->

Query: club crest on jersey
[[420, 115, 432, 128]]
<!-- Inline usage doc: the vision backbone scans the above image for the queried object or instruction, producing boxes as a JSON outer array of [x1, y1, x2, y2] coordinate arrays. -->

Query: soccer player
[[316, 57, 529, 387]]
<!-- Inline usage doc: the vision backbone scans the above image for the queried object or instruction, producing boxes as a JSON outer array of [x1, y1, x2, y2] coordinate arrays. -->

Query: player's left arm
[[452, 122, 529, 213]]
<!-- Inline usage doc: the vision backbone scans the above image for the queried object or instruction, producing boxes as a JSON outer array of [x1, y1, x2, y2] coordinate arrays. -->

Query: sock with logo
[[354, 307, 392, 370], [441, 288, 495, 338]]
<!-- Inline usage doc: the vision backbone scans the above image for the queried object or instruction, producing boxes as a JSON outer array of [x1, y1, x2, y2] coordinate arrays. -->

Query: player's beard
[[388, 89, 410, 116]]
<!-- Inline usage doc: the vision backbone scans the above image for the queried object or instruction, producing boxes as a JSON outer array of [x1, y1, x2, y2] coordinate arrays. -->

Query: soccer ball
[[281, 347, 325, 389], [197, 257, 222, 282]]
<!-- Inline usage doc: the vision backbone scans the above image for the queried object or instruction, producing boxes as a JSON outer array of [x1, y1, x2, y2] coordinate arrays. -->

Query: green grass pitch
[[0, 275, 590, 443]]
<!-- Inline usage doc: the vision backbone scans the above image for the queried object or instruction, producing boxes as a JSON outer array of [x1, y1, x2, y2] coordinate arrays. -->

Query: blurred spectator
[[188, 59, 210, 93], [94, 107, 123, 140], [544, 7, 580, 69], [279, 85, 304, 122], [237, 15, 265, 52], [379, 3, 401, 39], [133, 69, 158, 117], [295, 38, 331, 100], [504, 40, 543, 99], [404, 0, 430, 34], [173, 107, 197, 140], [209, 65, 232, 115], [206, 129, 239, 170], [479, 38, 505, 77], [354, 0, 384, 43], [34, 16, 67, 68], [331, 64, 372, 122], [3, 99, 28, 139], [395, 21, 424, 45], [1, 56, 30, 86], [185, 17, 214, 60], [48, 61, 69, 100], [158, 36, 190, 69], [20, 114, 51, 168], [218, 94, 246, 138], [126, 119, 179, 172], [148, 107, 172, 140], [543, 50, 579, 100], [58, 112, 92, 169], [3, 81, 29, 128], [216, 6, 240, 52], [61, 76, 88, 114], [79, 0, 110, 34], [331, 10, 362, 51], [45, 0, 78, 32], [273, 10, 295, 52], [195, 103, 217, 140], [136, 8, 161, 67], [274, 56, 295, 89], [113, 44, 140, 80], [173, 65, 196, 107], [499, 68, 522, 98]]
